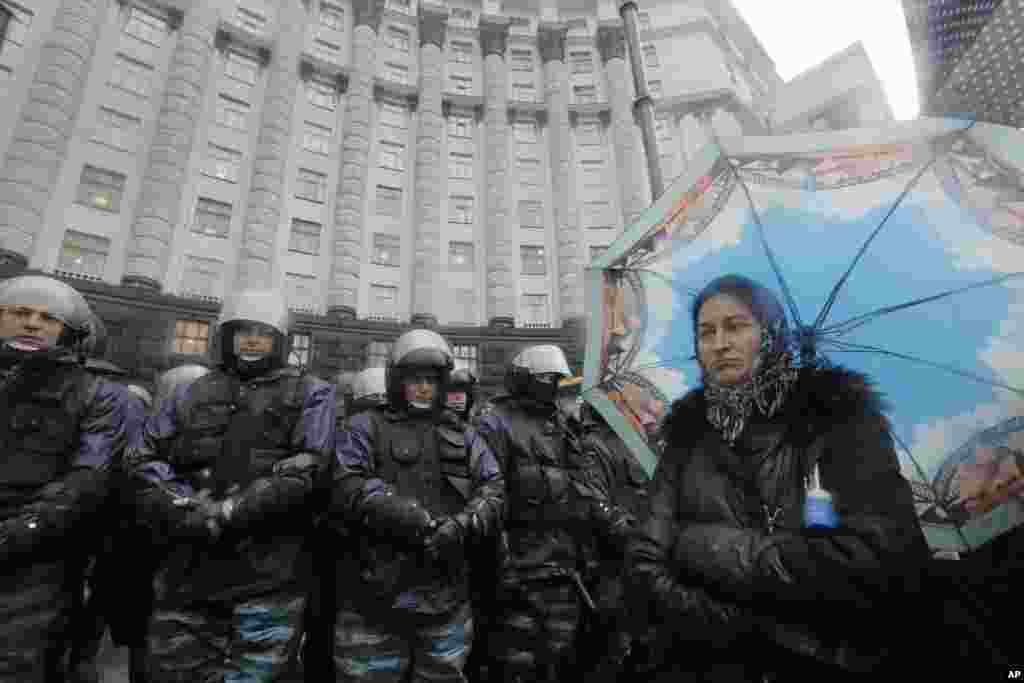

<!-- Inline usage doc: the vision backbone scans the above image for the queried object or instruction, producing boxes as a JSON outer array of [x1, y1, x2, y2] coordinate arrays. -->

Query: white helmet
[[212, 289, 291, 374], [349, 366, 388, 415], [155, 363, 211, 407], [385, 329, 454, 411], [0, 275, 94, 359], [505, 344, 572, 404]]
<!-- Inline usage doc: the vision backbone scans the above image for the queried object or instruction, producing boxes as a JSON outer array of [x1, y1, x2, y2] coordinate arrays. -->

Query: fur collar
[[662, 365, 889, 451]]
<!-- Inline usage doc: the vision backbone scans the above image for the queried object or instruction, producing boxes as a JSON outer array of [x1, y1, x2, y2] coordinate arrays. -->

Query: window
[[450, 74, 472, 93], [449, 195, 474, 224], [510, 49, 533, 72], [366, 340, 394, 367], [573, 84, 596, 104], [453, 289, 476, 324], [303, 121, 332, 155], [577, 118, 601, 145], [379, 102, 408, 130], [319, 3, 345, 30], [580, 159, 605, 187], [203, 144, 242, 182], [584, 200, 611, 227], [450, 7, 473, 23], [520, 294, 549, 327], [109, 53, 154, 97], [453, 344, 479, 373], [216, 95, 250, 129], [314, 38, 342, 56], [512, 82, 535, 101], [289, 218, 322, 255], [236, 5, 267, 33], [192, 198, 233, 238], [375, 185, 402, 217], [570, 51, 593, 74], [225, 51, 259, 85], [389, 0, 411, 10], [590, 245, 609, 261], [513, 119, 537, 143], [372, 233, 400, 266], [384, 61, 409, 84], [448, 114, 472, 138], [369, 285, 399, 321], [76, 166, 126, 212], [517, 157, 541, 186], [654, 115, 673, 141], [378, 141, 405, 171], [93, 107, 141, 151], [643, 44, 659, 68], [448, 241, 475, 271], [58, 231, 109, 279], [385, 27, 410, 52], [125, 7, 165, 45], [449, 152, 473, 180], [295, 168, 327, 203], [181, 255, 224, 300], [509, 17, 530, 29], [520, 245, 546, 275], [174, 320, 211, 354], [290, 332, 312, 364], [567, 18, 587, 33], [518, 200, 543, 229], [648, 79, 662, 98], [307, 79, 337, 110], [287, 274, 319, 313], [449, 41, 473, 64], [639, 12, 651, 31]]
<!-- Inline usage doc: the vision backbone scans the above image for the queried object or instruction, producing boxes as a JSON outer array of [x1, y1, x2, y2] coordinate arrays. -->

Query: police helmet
[[212, 289, 291, 375], [446, 367, 478, 418], [155, 363, 211, 407], [349, 366, 388, 416], [0, 274, 93, 359], [385, 329, 454, 411], [504, 344, 572, 404], [125, 383, 154, 411]]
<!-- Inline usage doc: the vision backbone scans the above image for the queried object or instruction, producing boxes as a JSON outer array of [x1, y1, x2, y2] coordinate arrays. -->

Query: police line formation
[[0, 273, 1013, 682]]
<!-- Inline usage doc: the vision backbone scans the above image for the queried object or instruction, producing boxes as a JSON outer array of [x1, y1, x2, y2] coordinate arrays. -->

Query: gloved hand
[[177, 490, 226, 542], [424, 513, 470, 562]]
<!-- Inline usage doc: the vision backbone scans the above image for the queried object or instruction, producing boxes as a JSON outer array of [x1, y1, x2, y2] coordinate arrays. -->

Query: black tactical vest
[[0, 363, 97, 516], [170, 368, 307, 495]]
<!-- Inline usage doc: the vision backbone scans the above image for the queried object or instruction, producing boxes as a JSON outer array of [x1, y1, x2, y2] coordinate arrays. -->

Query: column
[[235, 0, 306, 291], [328, 0, 384, 321], [0, 0, 108, 268], [597, 20, 649, 227], [539, 22, 583, 324], [122, 3, 218, 290], [480, 16, 513, 327], [409, 3, 446, 329]]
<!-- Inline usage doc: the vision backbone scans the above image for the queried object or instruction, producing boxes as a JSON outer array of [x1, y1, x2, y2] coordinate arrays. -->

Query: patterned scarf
[[704, 323, 799, 446]]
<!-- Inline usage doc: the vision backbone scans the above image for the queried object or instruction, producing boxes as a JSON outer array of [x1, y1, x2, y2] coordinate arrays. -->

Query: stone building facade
[[0, 0, 891, 395]]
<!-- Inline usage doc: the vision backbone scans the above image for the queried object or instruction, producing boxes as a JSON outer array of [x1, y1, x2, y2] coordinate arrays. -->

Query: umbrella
[[583, 117, 1024, 554]]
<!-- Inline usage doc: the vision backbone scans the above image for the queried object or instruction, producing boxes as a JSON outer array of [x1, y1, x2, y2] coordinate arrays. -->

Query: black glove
[[424, 513, 471, 562], [590, 500, 635, 551], [361, 493, 435, 549], [176, 491, 226, 542]]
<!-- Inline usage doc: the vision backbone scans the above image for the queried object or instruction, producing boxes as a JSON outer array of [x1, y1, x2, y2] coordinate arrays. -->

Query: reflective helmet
[[212, 289, 291, 376], [0, 274, 93, 360], [505, 344, 572, 405], [125, 383, 154, 411], [349, 367, 388, 416], [446, 367, 477, 419], [385, 329, 454, 412], [155, 363, 210, 407]]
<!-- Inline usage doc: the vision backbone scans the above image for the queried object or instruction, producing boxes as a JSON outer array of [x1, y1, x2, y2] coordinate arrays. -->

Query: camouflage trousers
[[333, 601, 473, 682], [0, 560, 71, 682], [486, 579, 583, 683], [144, 590, 305, 683]]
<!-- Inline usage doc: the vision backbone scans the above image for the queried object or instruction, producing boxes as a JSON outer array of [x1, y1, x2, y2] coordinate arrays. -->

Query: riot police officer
[[347, 366, 388, 422], [331, 330, 504, 682], [0, 274, 133, 681], [127, 289, 336, 681], [445, 368, 477, 424], [475, 345, 633, 683]]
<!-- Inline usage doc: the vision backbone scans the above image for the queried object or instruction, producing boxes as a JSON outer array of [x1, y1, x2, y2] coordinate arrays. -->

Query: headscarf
[[693, 275, 799, 445]]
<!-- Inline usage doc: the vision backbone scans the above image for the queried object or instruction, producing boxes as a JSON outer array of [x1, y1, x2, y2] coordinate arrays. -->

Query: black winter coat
[[627, 366, 931, 681]]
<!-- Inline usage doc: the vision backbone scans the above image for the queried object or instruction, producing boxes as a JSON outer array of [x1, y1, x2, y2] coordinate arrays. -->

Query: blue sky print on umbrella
[[652, 192, 1020, 479]]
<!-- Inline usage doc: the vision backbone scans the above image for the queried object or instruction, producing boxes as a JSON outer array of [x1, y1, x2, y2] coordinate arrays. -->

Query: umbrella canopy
[[585, 117, 1024, 554]]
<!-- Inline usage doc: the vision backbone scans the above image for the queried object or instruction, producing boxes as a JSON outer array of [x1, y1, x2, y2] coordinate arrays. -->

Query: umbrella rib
[[814, 160, 938, 331], [822, 339, 1024, 396], [820, 273, 1024, 337], [726, 156, 805, 329]]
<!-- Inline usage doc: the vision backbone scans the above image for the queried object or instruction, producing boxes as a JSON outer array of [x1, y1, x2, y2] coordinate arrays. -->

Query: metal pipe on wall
[[619, 0, 665, 203]]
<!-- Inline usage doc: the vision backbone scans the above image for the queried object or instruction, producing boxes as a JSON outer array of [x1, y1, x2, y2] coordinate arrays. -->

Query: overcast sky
[[731, 0, 920, 120]]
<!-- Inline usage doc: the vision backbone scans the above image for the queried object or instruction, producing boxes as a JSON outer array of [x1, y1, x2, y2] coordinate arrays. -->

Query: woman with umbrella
[[626, 273, 931, 680]]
